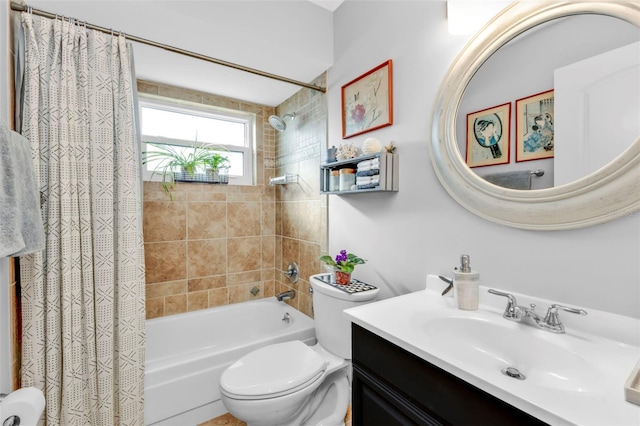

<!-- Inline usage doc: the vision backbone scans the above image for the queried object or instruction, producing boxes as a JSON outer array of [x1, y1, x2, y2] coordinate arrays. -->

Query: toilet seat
[[220, 341, 327, 400]]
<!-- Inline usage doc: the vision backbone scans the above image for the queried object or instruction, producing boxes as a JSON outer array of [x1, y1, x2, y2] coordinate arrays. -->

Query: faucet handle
[[544, 304, 587, 327], [488, 289, 522, 320]]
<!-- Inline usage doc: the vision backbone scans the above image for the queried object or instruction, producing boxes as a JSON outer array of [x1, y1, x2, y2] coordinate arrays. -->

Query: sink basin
[[344, 278, 640, 426], [422, 316, 605, 393]]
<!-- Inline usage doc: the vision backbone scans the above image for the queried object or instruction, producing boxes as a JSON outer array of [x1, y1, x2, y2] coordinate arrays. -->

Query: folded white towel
[[0, 124, 45, 257], [357, 158, 380, 170], [356, 176, 380, 185]]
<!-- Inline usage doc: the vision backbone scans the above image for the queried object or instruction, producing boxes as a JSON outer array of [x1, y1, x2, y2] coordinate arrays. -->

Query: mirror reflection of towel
[[482, 171, 532, 190], [0, 124, 45, 257]]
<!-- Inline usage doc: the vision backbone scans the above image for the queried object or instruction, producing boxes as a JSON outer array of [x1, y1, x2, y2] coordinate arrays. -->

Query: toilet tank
[[309, 274, 379, 359]]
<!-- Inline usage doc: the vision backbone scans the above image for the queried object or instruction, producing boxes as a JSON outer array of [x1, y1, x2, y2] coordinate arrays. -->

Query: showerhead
[[268, 113, 296, 132]]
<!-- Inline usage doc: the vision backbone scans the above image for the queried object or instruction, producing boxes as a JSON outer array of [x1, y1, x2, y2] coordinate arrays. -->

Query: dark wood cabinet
[[351, 324, 548, 426]]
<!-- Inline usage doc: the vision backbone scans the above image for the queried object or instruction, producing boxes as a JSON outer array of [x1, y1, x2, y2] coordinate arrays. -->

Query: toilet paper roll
[[0, 387, 45, 426]]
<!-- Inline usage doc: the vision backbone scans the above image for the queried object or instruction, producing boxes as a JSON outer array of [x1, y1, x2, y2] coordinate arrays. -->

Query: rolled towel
[[356, 169, 379, 177], [357, 182, 380, 190], [356, 176, 380, 185], [357, 158, 380, 170]]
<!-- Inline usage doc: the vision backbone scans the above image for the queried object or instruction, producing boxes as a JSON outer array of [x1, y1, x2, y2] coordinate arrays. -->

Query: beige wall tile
[[144, 241, 187, 283], [137, 80, 158, 95], [146, 298, 164, 319], [298, 292, 313, 318], [144, 201, 186, 242], [264, 280, 275, 298], [228, 284, 248, 304], [282, 202, 300, 239], [282, 238, 299, 272], [228, 202, 261, 237], [188, 275, 226, 292], [275, 236, 283, 273], [227, 237, 261, 273], [165, 294, 187, 315], [208, 287, 229, 308], [262, 269, 275, 282], [261, 236, 275, 269], [188, 291, 209, 312], [261, 201, 275, 236], [188, 239, 227, 278], [187, 202, 227, 239], [299, 241, 320, 282], [298, 200, 321, 243], [146, 280, 187, 299], [143, 181, 187, 202], [202, 94, 239, 111], [227, 270, 261, 285]]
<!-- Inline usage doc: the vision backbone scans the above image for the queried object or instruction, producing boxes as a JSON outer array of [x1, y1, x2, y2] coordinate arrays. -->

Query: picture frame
[[341, 60, 393, 139], [465, 102, 511, 168], [515, 89, 554, 162]]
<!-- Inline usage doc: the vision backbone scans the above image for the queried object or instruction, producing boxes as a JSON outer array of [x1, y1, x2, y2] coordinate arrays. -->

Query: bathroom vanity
[[344, 276, 640, 426], [351, 324, 545, 425]]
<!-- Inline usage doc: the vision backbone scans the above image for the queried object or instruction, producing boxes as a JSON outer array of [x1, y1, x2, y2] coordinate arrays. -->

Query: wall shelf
[[320, 153, 399, 194]]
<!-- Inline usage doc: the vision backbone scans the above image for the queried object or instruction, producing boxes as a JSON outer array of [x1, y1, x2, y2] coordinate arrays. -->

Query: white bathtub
[[145, 297, 316, 426]]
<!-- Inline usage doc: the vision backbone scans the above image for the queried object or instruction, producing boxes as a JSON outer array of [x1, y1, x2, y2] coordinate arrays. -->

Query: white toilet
[[219, 273, 379, 426]]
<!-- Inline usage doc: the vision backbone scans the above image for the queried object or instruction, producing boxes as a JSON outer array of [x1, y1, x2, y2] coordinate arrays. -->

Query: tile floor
[[199, 413, 246, 426], [199, 405, 352, 426]]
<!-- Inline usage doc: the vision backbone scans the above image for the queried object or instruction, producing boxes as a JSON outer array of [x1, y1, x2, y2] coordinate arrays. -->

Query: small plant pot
[[206, 167, 229, 184], [334, 271, 351, 285]]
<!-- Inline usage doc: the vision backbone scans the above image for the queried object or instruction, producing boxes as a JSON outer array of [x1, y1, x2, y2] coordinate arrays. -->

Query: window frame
[[139, 94, 255, 186]]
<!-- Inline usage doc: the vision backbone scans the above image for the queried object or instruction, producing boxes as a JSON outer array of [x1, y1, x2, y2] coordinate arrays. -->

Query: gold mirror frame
[[430, 1, 640, 230]]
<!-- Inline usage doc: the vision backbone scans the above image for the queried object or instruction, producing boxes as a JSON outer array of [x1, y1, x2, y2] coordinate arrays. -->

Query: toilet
[[219, 273, 379, 426]]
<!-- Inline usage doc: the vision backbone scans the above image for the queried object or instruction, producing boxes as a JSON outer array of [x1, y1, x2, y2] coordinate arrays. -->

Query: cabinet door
[[352, 365, 443, 426], [352, 324, 547, 426]]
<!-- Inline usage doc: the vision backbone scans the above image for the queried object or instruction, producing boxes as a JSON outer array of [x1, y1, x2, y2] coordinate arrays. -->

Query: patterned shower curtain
[[18, 13, 145, 426]]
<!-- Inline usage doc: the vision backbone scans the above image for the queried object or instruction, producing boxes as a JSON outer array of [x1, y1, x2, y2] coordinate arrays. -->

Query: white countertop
[[343, 275, 640, 426]]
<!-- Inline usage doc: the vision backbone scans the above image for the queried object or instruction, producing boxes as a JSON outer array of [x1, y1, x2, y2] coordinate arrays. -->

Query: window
[[139, 95, 255, 185]]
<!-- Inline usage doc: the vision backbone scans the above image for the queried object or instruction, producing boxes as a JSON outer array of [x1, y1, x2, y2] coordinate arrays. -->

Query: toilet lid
[[220, 341, 327, 398]]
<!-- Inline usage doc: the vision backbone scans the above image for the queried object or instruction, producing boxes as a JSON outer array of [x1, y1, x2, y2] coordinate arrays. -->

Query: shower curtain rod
[[10, 2, 327, 94]]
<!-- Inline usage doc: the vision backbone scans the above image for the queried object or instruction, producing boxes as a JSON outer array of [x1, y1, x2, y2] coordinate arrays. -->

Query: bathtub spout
[[276, 290, 295, 302]]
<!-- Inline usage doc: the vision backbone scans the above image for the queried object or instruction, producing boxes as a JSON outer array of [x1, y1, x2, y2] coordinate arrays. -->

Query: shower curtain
[[16, 13, 145, 426]]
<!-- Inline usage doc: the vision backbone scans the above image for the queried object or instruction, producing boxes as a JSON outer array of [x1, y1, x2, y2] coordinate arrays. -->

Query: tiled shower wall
[[140, 80, 280, 319], [140, 77, 329, 319], [273, 73, 328, 318]]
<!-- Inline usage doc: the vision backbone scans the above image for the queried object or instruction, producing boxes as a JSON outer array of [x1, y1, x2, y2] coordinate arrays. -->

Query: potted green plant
[[203, 152, 230, 183], [319, 249, 366, 285], [142, 142, 227, 200]]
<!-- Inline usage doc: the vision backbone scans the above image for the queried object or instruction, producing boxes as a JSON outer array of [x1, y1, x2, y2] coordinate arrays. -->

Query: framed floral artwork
[[341, 60, 393, 139], [516, 89, 554, 162], [466, 102, 511, 168]]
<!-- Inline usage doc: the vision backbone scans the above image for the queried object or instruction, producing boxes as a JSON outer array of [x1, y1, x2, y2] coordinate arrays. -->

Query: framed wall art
[[516, 89, 554, 162], [341, 60, 393, 139], [466, 102, 511, 168]]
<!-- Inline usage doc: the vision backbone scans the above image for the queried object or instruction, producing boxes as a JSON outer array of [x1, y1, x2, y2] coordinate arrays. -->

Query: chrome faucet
[[276, 290, 295, 302], [488, 289, 587, 334]]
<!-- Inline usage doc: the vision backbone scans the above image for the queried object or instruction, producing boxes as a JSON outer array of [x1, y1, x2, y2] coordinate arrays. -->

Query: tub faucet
[[276, 290, 295, 302], [488, 289, 587, 334]]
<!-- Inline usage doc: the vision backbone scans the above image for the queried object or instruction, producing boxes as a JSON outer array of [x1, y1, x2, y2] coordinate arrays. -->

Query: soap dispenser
[[453, 255, 479, 311]]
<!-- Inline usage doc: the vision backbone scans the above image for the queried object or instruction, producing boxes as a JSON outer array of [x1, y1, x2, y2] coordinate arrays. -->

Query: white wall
[[329, 1, 640, 318], [25, 0, 334, 106]]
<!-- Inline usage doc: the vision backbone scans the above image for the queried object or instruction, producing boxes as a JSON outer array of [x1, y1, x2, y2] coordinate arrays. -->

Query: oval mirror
[[431, 1, 640, 230]]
